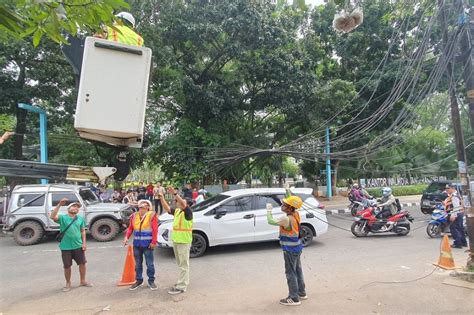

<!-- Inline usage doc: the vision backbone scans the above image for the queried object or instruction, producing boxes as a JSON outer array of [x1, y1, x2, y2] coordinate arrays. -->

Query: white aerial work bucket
[[74, 37, 152, 148]]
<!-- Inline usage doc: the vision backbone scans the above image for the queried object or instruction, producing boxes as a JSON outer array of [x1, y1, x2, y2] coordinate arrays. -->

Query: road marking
[[22, 245, 123, 254]]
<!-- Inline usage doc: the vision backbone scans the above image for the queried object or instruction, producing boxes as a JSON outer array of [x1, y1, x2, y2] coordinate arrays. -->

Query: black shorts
[[61, 248, 87, 268]]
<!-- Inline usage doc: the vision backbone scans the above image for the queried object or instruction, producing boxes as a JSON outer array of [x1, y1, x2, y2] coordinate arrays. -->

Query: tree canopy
[[0, 0, 470, 186]]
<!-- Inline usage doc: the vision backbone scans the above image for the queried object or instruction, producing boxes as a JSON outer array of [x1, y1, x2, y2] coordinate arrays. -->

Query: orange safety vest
[[279, 212, 302, 253], [132, 211, 154, 247]]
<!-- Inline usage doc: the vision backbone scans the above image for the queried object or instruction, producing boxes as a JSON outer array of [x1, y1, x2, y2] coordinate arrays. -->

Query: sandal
[[80, 282, 93, 287], [62, 286, 72, 292]]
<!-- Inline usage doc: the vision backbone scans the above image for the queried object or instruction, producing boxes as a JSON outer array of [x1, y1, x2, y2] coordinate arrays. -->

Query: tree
[[0, 0, 128, 46], [136, 0, 315, 183]]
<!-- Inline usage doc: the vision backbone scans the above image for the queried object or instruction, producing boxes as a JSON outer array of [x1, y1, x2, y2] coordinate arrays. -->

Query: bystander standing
[[50, 198, 92, 292]]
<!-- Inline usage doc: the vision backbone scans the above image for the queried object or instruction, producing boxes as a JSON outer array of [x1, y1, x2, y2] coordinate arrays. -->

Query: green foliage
[[0, 0, 467, 188], [0, 114, 15, 131], [366, 184, 428, 198], [0, 0, 128, 46], [282, 158, 300, 178]]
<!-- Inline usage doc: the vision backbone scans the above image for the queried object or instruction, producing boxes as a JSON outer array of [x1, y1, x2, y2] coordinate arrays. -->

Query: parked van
[[2, 184, 132, 245]]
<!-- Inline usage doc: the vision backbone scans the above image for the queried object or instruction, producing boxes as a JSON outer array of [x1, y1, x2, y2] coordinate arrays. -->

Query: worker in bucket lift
[[96, 12, 144, 47], [267, 196, 307, 306]]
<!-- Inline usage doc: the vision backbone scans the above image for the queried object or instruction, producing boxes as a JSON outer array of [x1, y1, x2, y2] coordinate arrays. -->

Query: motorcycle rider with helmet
[[377, 187, 397, 219]]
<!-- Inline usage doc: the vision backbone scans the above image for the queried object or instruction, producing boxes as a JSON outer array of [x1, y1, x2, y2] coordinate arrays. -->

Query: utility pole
[[459, 2, 474, 131], [439, 0, 474, 270], [458, 0, 474, 269], [18, 103, 48, 184], [325, 127, 332, 200]]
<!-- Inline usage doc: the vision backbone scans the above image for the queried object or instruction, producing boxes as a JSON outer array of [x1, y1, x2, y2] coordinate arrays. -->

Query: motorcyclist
[[377, 187, 397, 219], [349, 184, 363, 202], [360, 184, 371, 207], [360, 185, 370, 199]]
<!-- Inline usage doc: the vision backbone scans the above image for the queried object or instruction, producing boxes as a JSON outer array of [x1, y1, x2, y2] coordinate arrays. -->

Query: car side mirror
[[214, 208, 227, 219]]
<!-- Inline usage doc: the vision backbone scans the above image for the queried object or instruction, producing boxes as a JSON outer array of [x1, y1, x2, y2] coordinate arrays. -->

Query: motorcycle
[[351, 206, 414, 237], [349, 197, 377, 216], [426, 203, 468, 238]]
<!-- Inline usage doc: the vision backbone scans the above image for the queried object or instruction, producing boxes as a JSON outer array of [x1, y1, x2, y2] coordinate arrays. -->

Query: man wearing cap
[[266, 195, 307, 306], [123, 199, 158, 290], [50, 198, 92, 292], [444, 185, 468, 248]]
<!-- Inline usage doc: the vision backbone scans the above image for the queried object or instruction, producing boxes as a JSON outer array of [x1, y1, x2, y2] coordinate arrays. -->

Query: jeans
[[133, 246, 155, 283], [451, 214, 467, 246], [283, 251, 306, 300]]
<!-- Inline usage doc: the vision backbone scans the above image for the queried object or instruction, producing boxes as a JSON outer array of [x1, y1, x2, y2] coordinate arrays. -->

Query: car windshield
[[79, 188, 99, 204], [192, 194, 230, 212], [425, 183, 449, 194]]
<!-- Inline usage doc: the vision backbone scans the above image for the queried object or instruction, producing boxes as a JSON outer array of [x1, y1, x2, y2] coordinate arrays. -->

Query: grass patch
[[366, 184, 428, 197]]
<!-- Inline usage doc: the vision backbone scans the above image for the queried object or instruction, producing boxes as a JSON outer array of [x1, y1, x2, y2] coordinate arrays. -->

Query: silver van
[[2, 184, 132, 245]]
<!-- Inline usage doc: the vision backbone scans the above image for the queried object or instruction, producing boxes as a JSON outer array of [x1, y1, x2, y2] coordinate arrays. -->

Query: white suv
[[158, 188, 328, 257]]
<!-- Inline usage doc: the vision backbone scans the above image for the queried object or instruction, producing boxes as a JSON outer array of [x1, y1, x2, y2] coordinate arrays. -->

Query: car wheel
[[13, 221, 45, 246], [300, 225, 314, 246], [90, 218, 119, 242], [190, 233, 207, 258]]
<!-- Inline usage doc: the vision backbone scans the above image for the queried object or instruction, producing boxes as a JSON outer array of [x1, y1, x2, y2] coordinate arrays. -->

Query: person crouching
[[123, 200, 158, 290]]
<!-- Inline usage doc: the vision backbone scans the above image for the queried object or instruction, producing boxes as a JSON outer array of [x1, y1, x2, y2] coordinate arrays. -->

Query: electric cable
[[359, 266, 440, 289]]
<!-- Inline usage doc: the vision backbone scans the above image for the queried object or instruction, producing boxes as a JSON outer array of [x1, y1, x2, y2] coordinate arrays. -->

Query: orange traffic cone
[[433, 235, 458, 270], [117, 245, 136, 286]]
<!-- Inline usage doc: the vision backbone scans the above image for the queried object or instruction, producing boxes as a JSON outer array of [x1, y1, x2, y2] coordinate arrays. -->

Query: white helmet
[[115, 12, 136, 28], [382, 187, 392, 197], [137, 199, 152, 209]]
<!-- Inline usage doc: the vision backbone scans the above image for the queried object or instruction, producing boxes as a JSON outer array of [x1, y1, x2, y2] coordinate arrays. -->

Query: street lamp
[[17, 103, 48, 184]]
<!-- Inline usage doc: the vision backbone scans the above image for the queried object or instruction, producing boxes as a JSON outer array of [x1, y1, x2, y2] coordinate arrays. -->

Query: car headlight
[[120, 208, 133, 221], [8, 215, 16, 226]]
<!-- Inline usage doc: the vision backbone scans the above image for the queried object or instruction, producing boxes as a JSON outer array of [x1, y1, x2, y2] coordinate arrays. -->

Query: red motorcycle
[[351, 206, 414, 237]]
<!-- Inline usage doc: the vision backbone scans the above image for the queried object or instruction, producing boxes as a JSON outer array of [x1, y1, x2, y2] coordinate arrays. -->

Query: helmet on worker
[[382, 187, 392, 197], [115, 12, 136, 28], [282, 195, 303, 210], [137, 199, 152, 210]]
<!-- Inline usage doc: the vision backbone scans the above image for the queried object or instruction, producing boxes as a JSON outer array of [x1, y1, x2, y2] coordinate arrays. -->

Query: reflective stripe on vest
[[172, 208, 193, 244], [279, 212, 302, 252], [106, 25, 144, 47], [132, 211, 154, 247]]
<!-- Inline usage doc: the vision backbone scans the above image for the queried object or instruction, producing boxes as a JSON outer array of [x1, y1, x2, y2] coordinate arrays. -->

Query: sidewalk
[[319, 194, 422, 215]]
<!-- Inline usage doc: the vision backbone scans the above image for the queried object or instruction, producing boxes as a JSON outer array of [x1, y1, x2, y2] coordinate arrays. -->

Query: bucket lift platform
[[74, 37, 152, 148]]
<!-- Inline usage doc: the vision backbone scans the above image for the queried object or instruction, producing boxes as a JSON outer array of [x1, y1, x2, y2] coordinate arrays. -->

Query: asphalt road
[[0, 206, 472, 314]]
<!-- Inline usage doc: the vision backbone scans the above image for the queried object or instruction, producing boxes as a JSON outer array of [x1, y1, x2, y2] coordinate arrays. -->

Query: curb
[[324, 202, 421, 215]]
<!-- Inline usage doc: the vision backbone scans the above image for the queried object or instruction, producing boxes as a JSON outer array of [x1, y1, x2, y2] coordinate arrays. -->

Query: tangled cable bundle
[[201, 1, 466, 175], [333, 7, 364, 33]]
